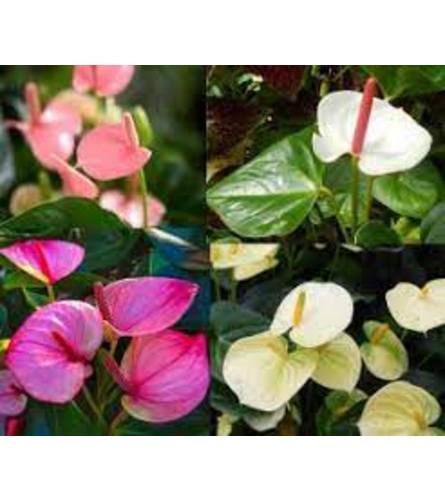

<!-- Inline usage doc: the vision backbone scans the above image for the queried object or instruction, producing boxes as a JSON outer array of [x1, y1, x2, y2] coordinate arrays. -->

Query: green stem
[[230, 279, 238, 303], [82, 385, 106, 427], [138, 168, 150, 230], [350, 156, 360, 237], [46, 284, 56, 302], [108, 408, 128, 436], [365, 176, 375, 223], [211, 270, 222, 301], [320, 187, 350, 243]]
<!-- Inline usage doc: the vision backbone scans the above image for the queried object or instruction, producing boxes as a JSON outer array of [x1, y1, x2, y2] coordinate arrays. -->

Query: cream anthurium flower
[[311, 333, 362, 392], [210, 242, 279, 281], [386, 279, 445, 333], [360, 321, 408, 381], [222, 331, 318, 412], [312, 90, 432, 176], [243, 405, 286, 432], [270, 282, 354, 348], [358, 381, 442, 436]]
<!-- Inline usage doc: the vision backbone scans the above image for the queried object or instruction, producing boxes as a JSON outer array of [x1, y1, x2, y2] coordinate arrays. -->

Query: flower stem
[[82, 385, 106, 428], [108, 408, 128, 435], [46, 284, 56, 302], [365, 176, 375, 222], [350, 156, 360, 237], [139, 167, 150, 230]]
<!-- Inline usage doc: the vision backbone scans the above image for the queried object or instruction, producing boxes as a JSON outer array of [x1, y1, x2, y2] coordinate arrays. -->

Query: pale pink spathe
[[108, 330, 209, 423], [6, 301, 103, 404], [0, 370, 27, 417], [94, 277, 199, 337], [77, 113, 151, 181], [6, 83, 81, 170], [52, 156, 99, 199], [99, 190, 165, 228], [73, 65, 135, 97], [0, 239, 85, 284]]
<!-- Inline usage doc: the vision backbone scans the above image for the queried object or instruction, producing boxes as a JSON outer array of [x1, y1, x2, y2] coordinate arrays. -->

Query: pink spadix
[[351, 78, 377, 156], [51, 155, 99, 199], [0, 239, 85, 285], [6, 301, 103, 404], [104, 330, 210, 423], [6, 82, 81, 169], [73, 66, 135, 97], [77, 113, 151, 181], [93, 277, 199, 337], [99, 189, 165, 228], [0, 370, 27, 417]]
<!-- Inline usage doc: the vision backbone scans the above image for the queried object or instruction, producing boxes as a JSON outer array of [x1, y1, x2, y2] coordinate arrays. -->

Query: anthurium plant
[[207, 66, 445, 247], [211, 243, 445, 435], [0, 66, 209, 436]]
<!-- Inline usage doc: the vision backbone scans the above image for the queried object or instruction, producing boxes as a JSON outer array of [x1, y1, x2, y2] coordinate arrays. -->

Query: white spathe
[[222, 332, 318, 412], [386, 279, 445, 333], [270, 282, 354, 348], [312, 91, 432, 176], [210, 242, 279, 281], [358, 381, 441, 436]]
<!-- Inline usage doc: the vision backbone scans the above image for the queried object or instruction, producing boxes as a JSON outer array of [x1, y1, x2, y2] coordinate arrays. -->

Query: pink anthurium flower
[[0, 239, 85, 285], [77, 113, 151, 181], [6, 301, 103, 404], [99, 189, 165, 228], [104, 330, 209, 423], [93, 277, 198, 337], [52, 155, 99, 199], [73, 65, 135, 97], [6, 82, 81, 170], [0, 370, 27, 417]]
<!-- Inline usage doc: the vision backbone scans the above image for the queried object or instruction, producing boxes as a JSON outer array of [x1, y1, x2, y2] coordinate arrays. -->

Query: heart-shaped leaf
[[207, 127, 325, 237]]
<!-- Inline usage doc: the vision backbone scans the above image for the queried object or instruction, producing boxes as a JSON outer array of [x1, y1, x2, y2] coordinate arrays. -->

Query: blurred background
[[0, 65, 205, 225]]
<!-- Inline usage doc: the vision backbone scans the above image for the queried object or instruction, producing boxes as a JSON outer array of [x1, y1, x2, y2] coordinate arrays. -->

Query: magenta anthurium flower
[[6, 301, 103, 404], [52, 155, 99, 199], [77, 113, 151, 181], [93, 277, 198, 337], [105, 330, 209, 423], [0, 370, 27, 417], [6, 82, 81, 170], [73, 65, 135, 97], [0, 239, 85, 285], [99, 189, 165, 228]]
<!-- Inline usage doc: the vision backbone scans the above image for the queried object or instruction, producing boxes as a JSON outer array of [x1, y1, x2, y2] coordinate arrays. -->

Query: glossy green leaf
[[355, 221, 401, 248], [373, 162, 444, 219], [421, 203, 445, 243], [363, 65, 445, 99], [207, 127, 325, 237]]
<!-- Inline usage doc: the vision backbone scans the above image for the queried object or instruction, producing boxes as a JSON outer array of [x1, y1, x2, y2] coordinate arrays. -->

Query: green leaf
[[421, 202, 445, 243], [207, 127, 325, 237], [210, 301, 269, 380], [44, 402, 103, 436], [373, 162, 444, 219], [0, 198, 140, 271], [363, 65, 445, 99], [355, 221, 401, 249]]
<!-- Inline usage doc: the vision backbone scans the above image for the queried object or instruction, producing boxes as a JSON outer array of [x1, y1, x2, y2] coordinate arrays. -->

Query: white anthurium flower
[[386, 279, 445, 333], [270, 282, 354, 348], [360, 321, 408, 381], [311, 333, 362, 392], [312, 90, 432, 176], [210, 242, 279, 281], [222, 332, 319, 412], [358, 381, 442, 436], [243, 405, 286, 432]]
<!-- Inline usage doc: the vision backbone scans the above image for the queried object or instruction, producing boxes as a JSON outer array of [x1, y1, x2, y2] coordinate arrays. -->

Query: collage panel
[[210, 242, 445, 436], [0, 66, 210, 436]]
